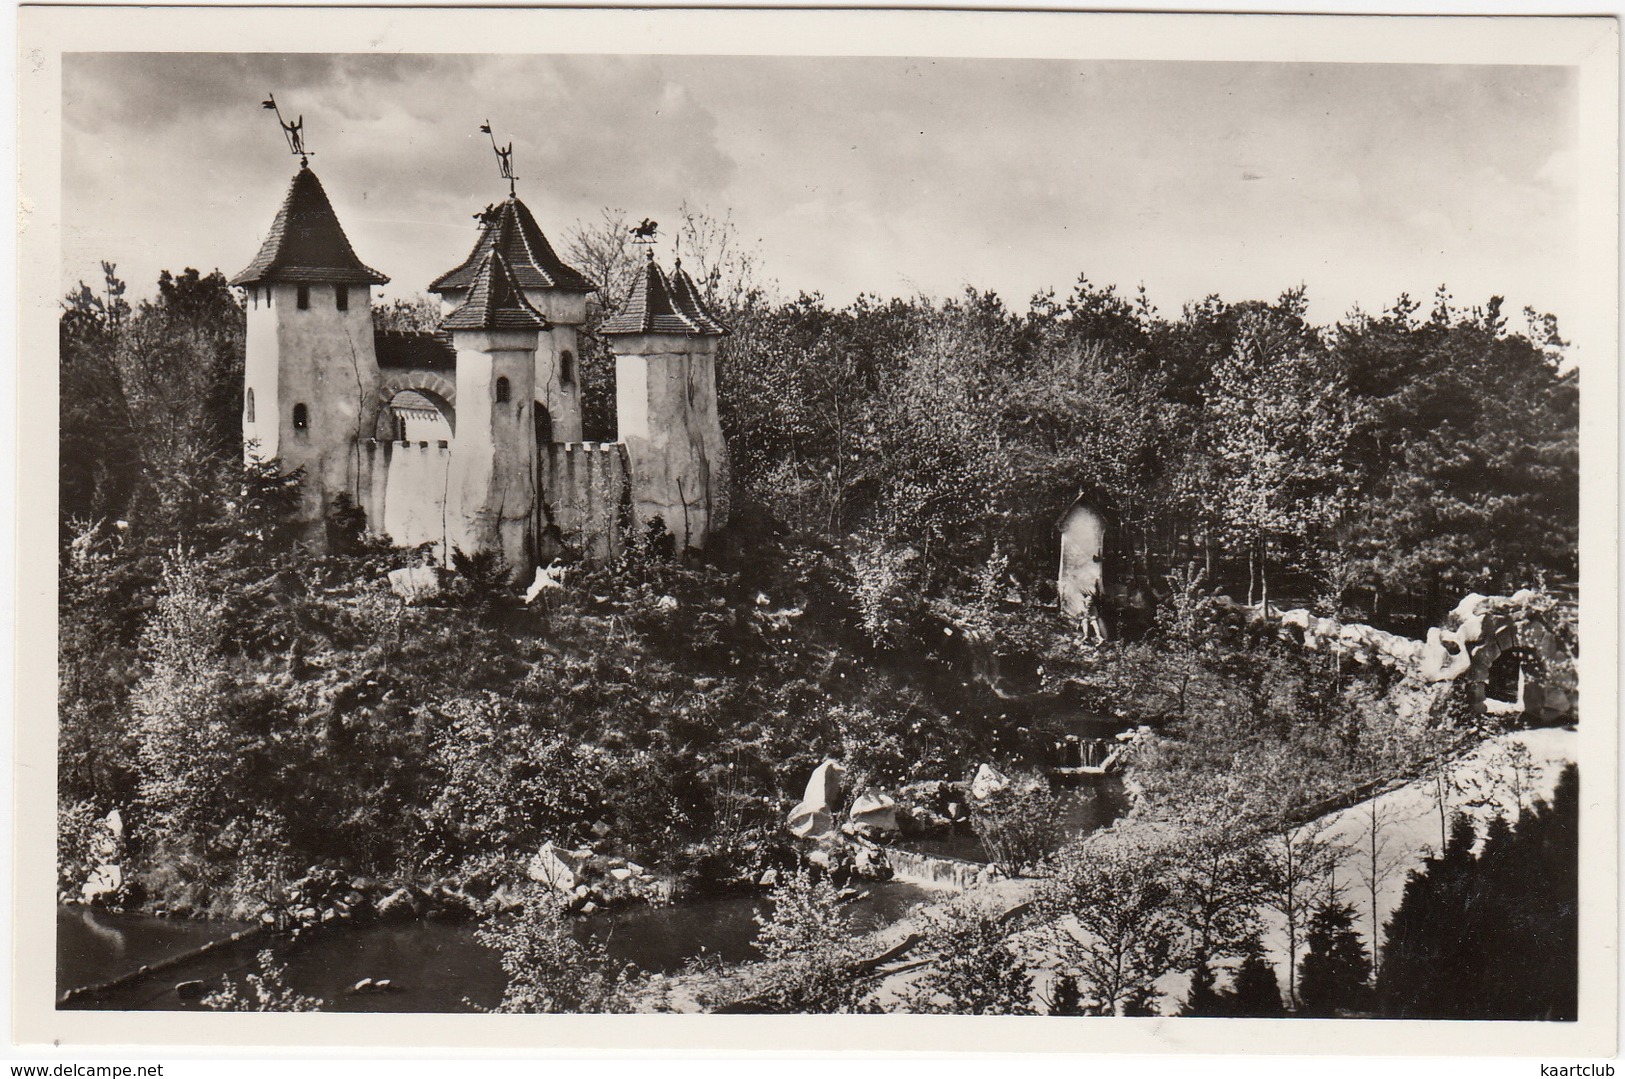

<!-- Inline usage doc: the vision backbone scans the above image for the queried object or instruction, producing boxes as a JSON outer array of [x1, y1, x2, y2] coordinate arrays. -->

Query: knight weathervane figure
[[261, 93, 310, 166]]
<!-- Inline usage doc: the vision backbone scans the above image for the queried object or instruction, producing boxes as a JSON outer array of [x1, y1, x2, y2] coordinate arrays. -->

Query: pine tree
[[1228, 936, 1286, 1017], [1296, 901, 1373, 1016], [1181, 955, 1226, 1016], [1378, 769, 1578, 1020]]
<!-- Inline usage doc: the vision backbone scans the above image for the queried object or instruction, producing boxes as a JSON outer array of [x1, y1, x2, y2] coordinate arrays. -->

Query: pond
[[58, 879, 937, 1012]]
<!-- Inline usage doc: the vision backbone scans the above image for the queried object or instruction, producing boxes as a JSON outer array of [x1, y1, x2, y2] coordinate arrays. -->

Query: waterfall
[[885, 849, 1001, 891]]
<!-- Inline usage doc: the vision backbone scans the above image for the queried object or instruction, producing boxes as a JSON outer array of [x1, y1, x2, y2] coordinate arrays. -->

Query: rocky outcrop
[[388, 565, 445, 604], [526, 841, 670, 909], [1269, 590, 1575, 724], [786, 760, 845, 840]]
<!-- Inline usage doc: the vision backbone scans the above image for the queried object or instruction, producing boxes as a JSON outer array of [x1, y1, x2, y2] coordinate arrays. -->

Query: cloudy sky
[[63, 52, 1577, 327]]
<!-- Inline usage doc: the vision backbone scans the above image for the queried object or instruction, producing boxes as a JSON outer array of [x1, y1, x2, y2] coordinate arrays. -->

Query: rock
[[609, 867, 634, 882], [786, 760, 845, 839], [174, 980, 206, 1001], [579, 900, 599, 916], [786, 801, 834, 840], [758, 868, 779, 888], [524, 562, 570, 604], [847, 789, 900, 835], [388, 566, 444, 604], [528, 841, 586, 895], [351, 978, 375, 994], [81, 864, 122, 904], [654, 595, 679, 612], [970, 764, 1009, 801], [376, 887, 417, 922], [1419, 628, 1472, 682]]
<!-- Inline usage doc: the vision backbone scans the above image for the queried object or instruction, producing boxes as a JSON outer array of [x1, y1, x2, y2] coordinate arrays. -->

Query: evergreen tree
[[1378, 767, 1578, 1020], [1181, 955, 1226, 1016], [1296, 901, 1373, 1016], [1228, 936, 1286, 1017]]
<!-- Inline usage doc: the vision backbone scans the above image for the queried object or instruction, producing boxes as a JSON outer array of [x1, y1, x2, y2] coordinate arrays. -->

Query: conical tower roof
[[440, 251, 552, 332], [430, 195, 596, 295], [231, 165, 388, 287], [600, 256, 730, 337], [666, 259, 730, 336]]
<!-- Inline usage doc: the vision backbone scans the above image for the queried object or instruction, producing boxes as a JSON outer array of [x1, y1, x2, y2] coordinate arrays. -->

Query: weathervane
[[261, 94, 311, 166], [480, 121, 517, 197], [630, 217, 659, 249]]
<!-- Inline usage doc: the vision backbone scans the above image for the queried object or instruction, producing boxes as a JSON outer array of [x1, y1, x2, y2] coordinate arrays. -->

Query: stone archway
[[373, 371, 457, 437]]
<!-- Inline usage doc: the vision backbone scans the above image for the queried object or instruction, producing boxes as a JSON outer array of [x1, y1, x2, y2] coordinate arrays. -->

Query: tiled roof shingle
[[430, 196, 596, 295], [231, 165, 389, 287], [440, 251, 552, 332], [599, 256, 730, 337]]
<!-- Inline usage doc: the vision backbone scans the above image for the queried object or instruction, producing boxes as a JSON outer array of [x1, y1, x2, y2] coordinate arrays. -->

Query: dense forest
[[56, 211, 1580, 1016]]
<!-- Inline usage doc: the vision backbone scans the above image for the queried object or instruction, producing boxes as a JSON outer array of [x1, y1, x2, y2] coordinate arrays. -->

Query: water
[[58, 880, 935, 1012], [56, 906, 253, 997]]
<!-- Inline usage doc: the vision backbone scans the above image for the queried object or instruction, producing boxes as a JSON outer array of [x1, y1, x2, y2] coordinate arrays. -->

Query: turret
[[430, 196, 595, 443], [600, 254, 730, 552], [231, 164, 387, 537], [440, 250, 550, 574]]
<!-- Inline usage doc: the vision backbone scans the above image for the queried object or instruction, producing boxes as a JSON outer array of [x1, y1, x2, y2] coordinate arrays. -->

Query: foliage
[[969, 782, 1066, 877], [735, 869, 868, 1013], [895, 897, 1037, 1015], [476, 888, 643, 1013], [1296, 900, 1373, 1016], [1377, 767, 1578, 1020], [200, 949, 322, 1012], [1039, 828, 1189, 1015]]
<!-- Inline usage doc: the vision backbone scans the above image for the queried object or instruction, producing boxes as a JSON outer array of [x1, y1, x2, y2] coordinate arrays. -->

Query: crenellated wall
[[541, 441, 628, 562], [359, 438, 455, 556]]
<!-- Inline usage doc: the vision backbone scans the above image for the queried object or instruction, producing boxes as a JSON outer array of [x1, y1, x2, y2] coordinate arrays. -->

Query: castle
[[231, 162, 729, 574]]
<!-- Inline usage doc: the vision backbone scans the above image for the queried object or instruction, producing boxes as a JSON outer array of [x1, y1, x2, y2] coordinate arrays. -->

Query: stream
[[57, 880, 936, 1012]]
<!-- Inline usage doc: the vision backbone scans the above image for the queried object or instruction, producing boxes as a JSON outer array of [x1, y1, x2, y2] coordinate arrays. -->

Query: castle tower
[[600, 254, 730, 552], [440, 250, 550, 573], [430, 196, 596, 443], [231, 164, 388, 535]]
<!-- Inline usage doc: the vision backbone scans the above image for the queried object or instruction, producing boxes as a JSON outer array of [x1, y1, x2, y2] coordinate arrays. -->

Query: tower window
[[245, 388, 255, 423], [292, 403, 309, 430], [560, 350, 576, 387], [335, 285, 349, 312], [495, 376, 511, 403], [297, 284, 311, 310]]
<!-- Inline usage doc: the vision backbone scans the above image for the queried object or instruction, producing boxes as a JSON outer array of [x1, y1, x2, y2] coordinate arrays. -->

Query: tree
[[1295, 900, 1373, 1016], [131, 551, 246, 836], [1254, 815, 1339, 1009], [970, 782, 1065, 878], [1039, 830, 1188, 1016], [897, 897, 1037, 1015], [477, 887, 642, 1013], [739, 868, 866, 1013], [1227, 935, 1287, 1016], [1352, 797, 1411, 979], [1167, 822, 1266, 989], [1202, 293, 1352, 609], [1378, 768, 1577, 1020]]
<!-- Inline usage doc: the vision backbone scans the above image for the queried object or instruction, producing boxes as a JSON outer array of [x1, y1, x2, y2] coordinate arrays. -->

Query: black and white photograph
[[12, 5, 1619, 1060]]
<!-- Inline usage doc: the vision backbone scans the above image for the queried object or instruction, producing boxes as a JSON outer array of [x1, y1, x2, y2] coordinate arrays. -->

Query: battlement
[[541, 439, 627, 562]]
